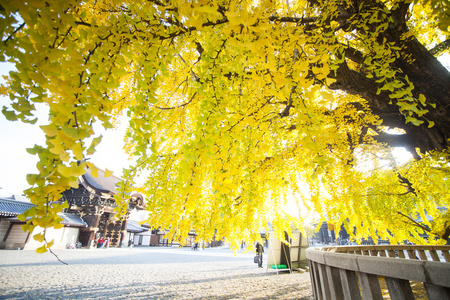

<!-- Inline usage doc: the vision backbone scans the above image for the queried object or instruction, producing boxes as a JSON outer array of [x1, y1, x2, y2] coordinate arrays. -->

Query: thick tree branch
[[397, 211, 431, 233], [430, 39, 450, 56], [343, 46, 365, 64], [372, 132, 421, 159], [396, 212, 449, 241], [390, 1, 411, 33], [268, 16, 318, 24], [161, 18, 229, 40]]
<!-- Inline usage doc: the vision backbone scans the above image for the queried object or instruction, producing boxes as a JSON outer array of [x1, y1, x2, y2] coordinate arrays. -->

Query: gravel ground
[[0, 246, 312, 299]]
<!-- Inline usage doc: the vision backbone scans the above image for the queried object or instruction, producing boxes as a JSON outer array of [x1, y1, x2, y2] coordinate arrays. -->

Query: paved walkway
[[0, 246, 312, 299]]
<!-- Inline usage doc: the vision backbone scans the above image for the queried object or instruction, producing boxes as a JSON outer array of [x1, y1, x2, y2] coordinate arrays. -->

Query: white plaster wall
[[24, 226, 80, 250]]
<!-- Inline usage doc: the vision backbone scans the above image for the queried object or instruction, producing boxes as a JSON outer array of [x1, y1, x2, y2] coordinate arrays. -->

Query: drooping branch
[[397, 211, 431, 234], [2, 22, 25, 44], [154, 92, 198, 110], [162, 18, 229, 40], [396, 173, 417, 196], [396, 211, 450, 241]]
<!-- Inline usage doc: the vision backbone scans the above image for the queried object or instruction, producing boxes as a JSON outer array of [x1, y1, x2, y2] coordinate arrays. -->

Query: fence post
[[339, 268, 362, 300], [424, 283, 450, 300], [358, 272, 383, 300], [325, 265, 344, 300]]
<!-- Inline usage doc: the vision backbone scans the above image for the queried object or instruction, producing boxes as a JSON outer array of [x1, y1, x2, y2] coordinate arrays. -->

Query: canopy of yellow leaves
[[0, 0, 448, 251]]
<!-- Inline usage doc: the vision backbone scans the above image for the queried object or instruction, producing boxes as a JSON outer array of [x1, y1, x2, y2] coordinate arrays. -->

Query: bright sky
[[1, 54, 449, 197], [0, 63, 131, 196]]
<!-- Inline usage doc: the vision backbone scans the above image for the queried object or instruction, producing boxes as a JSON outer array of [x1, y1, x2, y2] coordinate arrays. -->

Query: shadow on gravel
[[1, 276, 311, 300]]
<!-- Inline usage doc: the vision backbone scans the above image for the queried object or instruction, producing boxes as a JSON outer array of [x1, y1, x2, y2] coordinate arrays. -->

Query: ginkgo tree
[[0, 0, 449, 252]]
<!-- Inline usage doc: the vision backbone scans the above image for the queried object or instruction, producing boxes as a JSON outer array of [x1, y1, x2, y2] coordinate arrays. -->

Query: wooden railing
[[306, 245, 450, 300]]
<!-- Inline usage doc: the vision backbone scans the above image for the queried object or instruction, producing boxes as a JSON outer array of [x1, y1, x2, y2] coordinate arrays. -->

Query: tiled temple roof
[[78, 166, 145, 209], [0, 196, 34, 217], [59, 212, 88, 227], [126, 221, 148, 233], [81, 167, 121, 195], [0, 196, 87, 227]]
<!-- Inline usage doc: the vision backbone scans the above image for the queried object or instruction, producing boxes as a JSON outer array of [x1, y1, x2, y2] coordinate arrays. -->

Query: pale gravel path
[[0, 246, 312, 299]]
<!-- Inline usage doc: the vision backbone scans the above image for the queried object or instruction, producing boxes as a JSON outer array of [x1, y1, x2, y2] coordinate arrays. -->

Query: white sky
[[0, 63, 131, 196], [0, 54, 448, 197]]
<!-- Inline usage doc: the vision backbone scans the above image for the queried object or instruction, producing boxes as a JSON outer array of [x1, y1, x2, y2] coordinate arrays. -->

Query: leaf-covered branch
[[1, 0, 449, 251]]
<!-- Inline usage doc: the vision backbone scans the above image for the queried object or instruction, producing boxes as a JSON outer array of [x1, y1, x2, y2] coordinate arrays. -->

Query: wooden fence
[[306, 245, 450, 300]]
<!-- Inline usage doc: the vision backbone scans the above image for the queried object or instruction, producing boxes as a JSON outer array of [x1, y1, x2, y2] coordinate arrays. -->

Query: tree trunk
[[329, 5, 450, 155]]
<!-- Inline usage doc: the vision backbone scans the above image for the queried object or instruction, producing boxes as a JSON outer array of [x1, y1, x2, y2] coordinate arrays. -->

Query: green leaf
[[2, 107, 17, 121], [87, 136, 102, 155], [405, 116, 424, 126], [26, 174, 38, 185], [62, 127, 79, 140], [26, 147, 38, 155]]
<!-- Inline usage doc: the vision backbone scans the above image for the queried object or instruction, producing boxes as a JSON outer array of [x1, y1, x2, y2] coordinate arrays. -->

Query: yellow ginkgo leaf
[[104, 169, 113, 177], [36, 245, 47, 253]]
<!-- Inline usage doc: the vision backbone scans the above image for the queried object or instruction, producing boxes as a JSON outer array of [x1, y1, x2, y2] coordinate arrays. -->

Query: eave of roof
[[127, 221, 148, 233], [80, 167, 121, 196], [1, 197, 88, 227], [0, 196, 34, 217], [58, 212, 88, 227], [6, 212, 88, 227]]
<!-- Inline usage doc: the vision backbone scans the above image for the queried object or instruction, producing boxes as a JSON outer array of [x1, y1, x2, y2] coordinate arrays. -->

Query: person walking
[[256, 242, 264, 268]]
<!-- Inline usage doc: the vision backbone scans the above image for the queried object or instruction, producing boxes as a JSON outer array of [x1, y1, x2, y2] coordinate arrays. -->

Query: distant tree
[[304, 223, 320, 241], [0, 0, 448, 252]]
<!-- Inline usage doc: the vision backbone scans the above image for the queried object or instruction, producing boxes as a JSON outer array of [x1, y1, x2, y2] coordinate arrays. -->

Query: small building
[[125, 220, 148, 246], [133, 227, 177, 247], [0, 195, 87, 250]]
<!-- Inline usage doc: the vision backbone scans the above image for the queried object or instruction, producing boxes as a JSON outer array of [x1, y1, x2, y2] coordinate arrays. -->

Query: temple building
[[61, 167, 146, 248], [1, 165, 226, 250], [0, 166, 147, 250]]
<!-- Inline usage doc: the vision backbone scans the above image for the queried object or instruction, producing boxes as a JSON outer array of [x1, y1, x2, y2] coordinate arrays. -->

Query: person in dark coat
[[256, 242, 264, 268]]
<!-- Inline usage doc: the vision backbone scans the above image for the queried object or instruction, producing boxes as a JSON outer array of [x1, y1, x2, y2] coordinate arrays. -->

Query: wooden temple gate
[[62, 167, 144, 248]]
